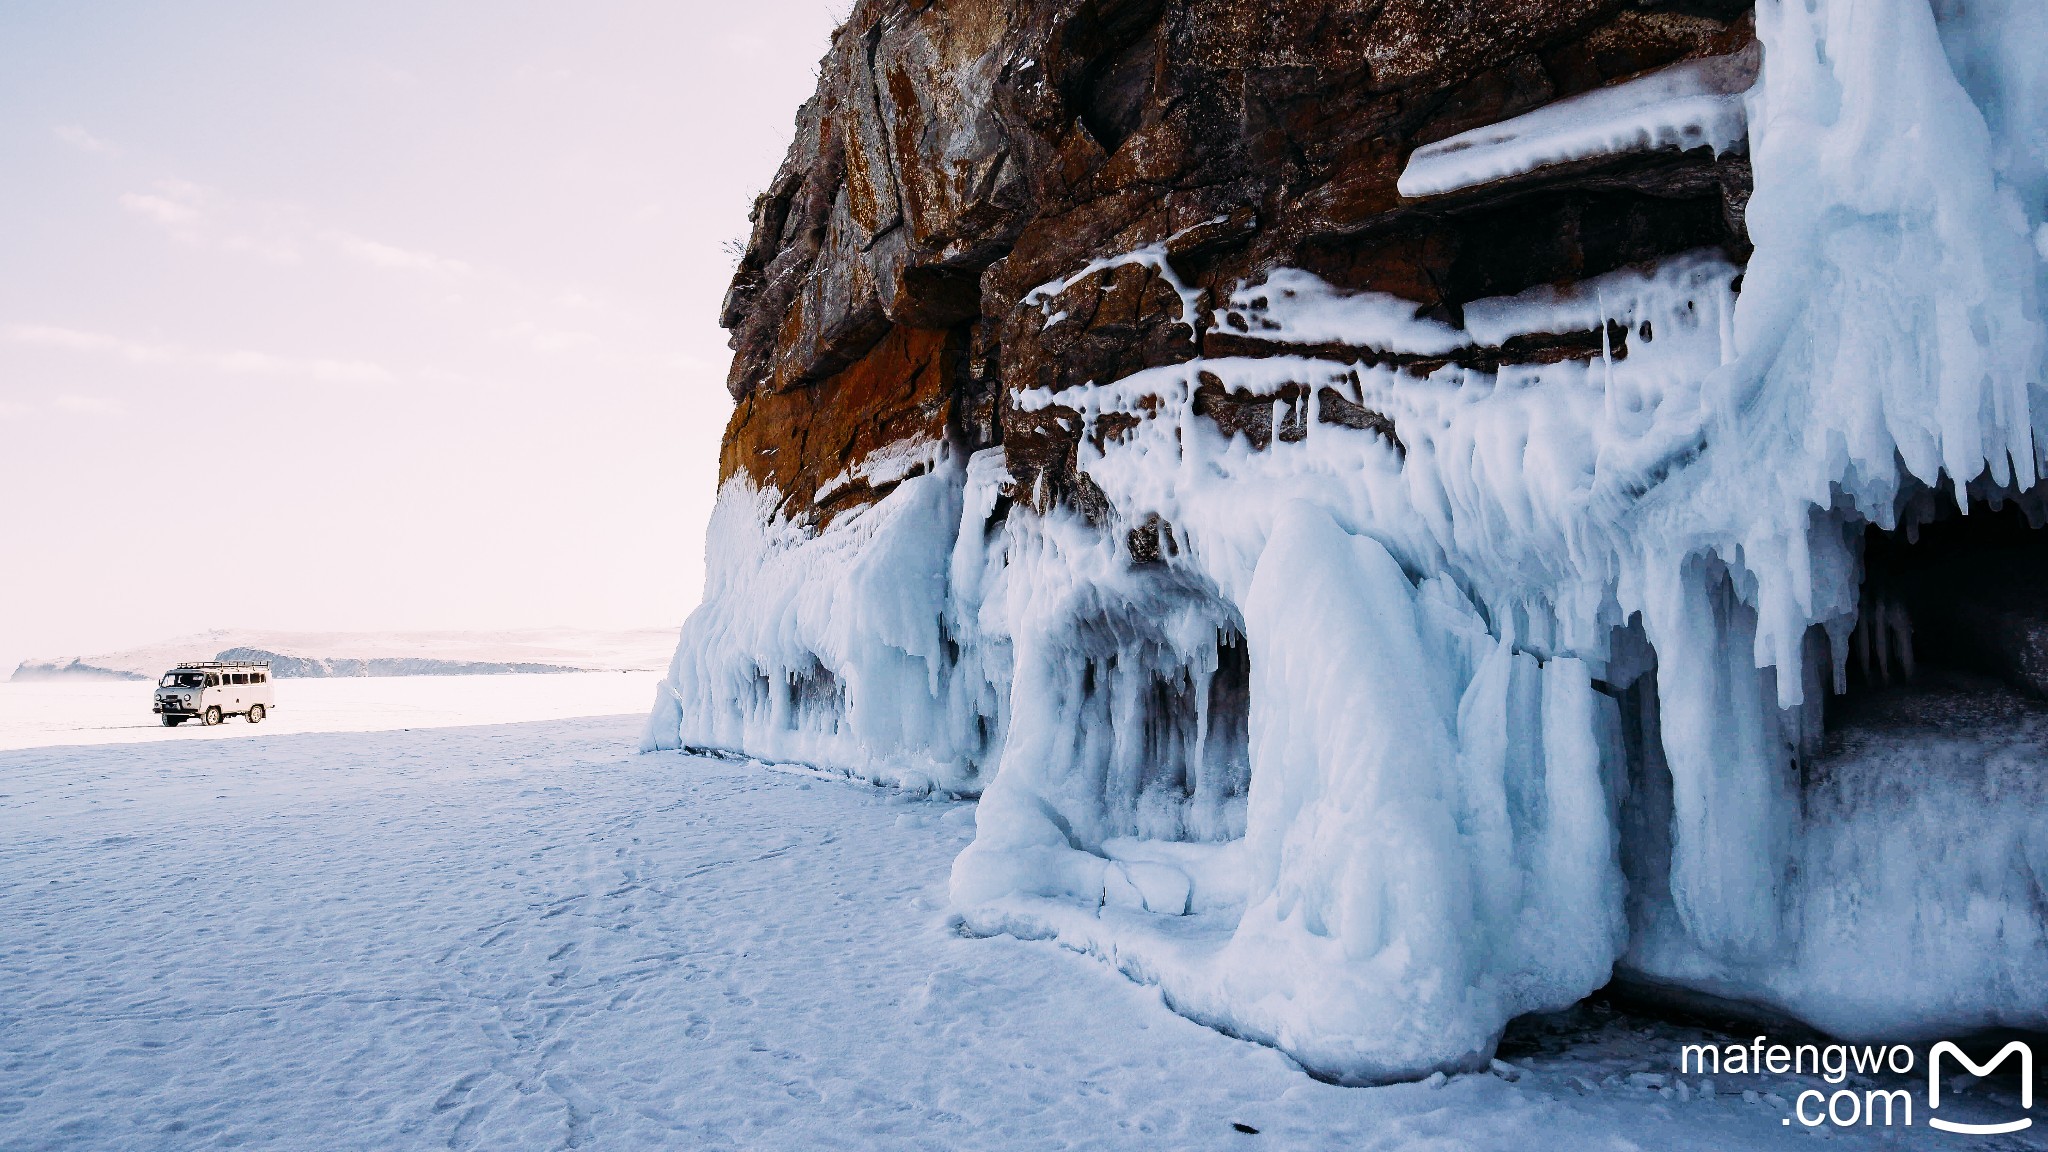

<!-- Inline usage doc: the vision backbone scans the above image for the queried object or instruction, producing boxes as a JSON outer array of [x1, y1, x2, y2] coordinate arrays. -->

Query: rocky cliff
[[718, 0, 1757, 529], [654, 0, 2048, 1083]]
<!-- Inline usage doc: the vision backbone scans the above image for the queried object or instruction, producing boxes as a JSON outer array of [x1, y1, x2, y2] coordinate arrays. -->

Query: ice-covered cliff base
[[651, 0, 2048, 1083], [657, 467, 2048, 1080]]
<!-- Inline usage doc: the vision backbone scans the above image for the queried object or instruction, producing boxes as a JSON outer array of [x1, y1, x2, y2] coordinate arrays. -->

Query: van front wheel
[[203, 706, 222, 726], [162, 715, 183, 727], [247, 704, 265, 724]]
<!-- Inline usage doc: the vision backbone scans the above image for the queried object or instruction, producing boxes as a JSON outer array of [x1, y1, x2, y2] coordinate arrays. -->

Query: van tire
[[203, 706, 222, 726], [247, 704, 265, 724], [162, 715, 183, 727]]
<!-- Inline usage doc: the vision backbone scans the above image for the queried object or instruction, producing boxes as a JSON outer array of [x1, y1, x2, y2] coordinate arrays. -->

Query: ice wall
[[652, 0, 2048, 1081], [644, 461, 998, 795]]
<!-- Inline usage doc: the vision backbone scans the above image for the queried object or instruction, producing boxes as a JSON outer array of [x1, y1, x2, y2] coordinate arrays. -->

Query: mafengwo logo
[[1679, 1036, 2035, 1132], [1928, 1041, 2033, 1135]]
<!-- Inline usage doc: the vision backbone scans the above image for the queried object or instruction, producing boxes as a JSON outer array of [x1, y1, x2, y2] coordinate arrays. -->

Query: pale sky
[[0, 1, 844, 671]]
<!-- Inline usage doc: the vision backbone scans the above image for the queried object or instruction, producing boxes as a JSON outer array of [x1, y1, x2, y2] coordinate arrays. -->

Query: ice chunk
[[1103, 860, 1191, 916]]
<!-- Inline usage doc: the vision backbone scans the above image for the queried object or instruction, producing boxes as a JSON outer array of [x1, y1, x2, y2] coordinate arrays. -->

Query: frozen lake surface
[[1, 704, 2029, 1149], [0, 672, 662, 752]]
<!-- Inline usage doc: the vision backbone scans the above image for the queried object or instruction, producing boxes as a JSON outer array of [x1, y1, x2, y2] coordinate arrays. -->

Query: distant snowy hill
[[11, 628, 679, 681]]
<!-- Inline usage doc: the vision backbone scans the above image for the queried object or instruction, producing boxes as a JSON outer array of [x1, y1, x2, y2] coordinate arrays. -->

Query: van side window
[[252, 673, 266, 684], [205, 674, 219, 687], [234, 673, 249, 685]]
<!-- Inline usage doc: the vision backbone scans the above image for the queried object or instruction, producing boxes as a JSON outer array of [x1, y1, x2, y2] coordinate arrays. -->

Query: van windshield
[[160, 671, 206, 688]]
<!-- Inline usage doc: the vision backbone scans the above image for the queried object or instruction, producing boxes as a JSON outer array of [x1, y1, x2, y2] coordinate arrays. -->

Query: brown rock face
[[717, 0, 1755, 525], [720, 324, 961, 526]]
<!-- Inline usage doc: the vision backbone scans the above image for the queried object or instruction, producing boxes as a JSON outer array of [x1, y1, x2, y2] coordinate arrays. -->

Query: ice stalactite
[[1727, 0, 2045, 530], [1635, 556, 1799, 966]]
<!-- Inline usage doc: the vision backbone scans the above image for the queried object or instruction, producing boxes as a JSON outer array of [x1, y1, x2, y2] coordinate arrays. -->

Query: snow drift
[[652, 0, 2048, 1082]]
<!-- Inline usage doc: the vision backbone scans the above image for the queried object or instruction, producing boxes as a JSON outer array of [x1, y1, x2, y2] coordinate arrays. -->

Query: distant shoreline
[[11, 655, 596, 681], [9, 661, 150, 682], [10, 627, 679, 683]]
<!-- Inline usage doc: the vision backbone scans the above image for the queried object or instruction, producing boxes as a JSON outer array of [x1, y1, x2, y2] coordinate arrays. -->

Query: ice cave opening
[[778, 656, 846, 738], [1051, 613, 1252, 847], [1831, 486, 2048, 737]]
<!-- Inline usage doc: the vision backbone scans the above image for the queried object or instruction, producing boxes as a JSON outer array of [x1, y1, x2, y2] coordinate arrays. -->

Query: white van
[[153, 660, 275, 727]]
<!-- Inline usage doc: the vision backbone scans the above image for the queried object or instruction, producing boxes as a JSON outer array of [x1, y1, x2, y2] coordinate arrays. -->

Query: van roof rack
[[173, 660, 271, 669]]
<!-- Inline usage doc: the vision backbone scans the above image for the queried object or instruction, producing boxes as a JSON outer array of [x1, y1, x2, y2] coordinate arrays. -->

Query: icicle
[[1598, 289, 1615, 393], [1189, 633, 1214, 805]]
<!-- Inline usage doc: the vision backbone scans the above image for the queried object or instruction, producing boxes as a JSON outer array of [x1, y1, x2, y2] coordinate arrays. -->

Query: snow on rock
[[655, 0, 2048, 1084], [809, 435, 949, 510], [1025, 240, 1208, 335], [1212, 269, 1474, 356], [1398, 50, 1757, 199]]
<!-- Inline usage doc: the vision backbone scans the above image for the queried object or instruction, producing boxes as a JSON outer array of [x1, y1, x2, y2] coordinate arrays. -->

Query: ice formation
[[652, 0, 2048, 1082], [1398, 51, 1757, 199]]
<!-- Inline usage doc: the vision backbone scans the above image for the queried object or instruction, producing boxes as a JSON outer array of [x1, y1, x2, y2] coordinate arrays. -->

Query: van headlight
[[181, 694, 192, 704]]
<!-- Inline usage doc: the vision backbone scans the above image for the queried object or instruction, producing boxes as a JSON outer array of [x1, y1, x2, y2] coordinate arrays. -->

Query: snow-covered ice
[[4, 715, 2029, 1150], [0, 672, 662, 752]]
